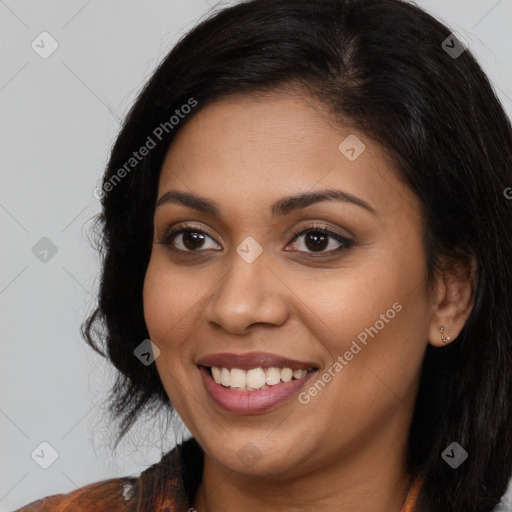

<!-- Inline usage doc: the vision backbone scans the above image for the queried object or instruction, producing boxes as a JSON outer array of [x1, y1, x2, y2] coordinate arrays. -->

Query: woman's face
[[143, 91, 436, 479]]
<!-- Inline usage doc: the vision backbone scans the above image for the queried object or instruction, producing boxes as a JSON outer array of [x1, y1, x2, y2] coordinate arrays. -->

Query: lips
[[196, 352, 319, 414], [196, 351, 318, 371]]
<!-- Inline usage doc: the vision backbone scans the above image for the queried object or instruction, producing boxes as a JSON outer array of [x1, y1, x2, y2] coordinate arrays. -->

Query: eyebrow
[[155, 188, 378, 217]]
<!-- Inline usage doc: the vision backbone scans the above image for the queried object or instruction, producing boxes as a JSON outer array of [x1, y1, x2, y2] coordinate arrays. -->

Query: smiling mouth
[[202, 365, 317, 391]]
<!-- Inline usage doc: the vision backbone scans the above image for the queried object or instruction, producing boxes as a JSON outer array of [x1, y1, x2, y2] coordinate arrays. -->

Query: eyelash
[[158, 223, 354, 257]]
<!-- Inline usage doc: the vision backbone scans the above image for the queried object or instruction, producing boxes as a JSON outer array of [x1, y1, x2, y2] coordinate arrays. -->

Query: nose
[[203, 251, 289, 335]]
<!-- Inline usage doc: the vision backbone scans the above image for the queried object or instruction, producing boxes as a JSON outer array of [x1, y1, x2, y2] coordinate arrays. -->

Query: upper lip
[[196, 352, 318, 371]]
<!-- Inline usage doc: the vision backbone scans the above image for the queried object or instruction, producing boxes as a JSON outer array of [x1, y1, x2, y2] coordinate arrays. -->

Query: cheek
[[143, 261, 189, 403], [143, 258, 203, 384], [143, 257, 194, 341], [295, 263, 401, 344], [303, 246, 429, 384], [142, 261, 170, 340]]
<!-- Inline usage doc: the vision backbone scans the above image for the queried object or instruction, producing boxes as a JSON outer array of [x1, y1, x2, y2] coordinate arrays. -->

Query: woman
[[15, 0, 512, 510]]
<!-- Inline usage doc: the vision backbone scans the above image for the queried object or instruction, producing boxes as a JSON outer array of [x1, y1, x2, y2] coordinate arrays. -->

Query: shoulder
[[13, 476, 138, 511], [13, 438, 202, 511]]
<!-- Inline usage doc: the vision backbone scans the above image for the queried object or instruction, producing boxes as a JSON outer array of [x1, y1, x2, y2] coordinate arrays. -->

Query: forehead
[[157, 91, 417, 221], [163, 91, 348, 173]]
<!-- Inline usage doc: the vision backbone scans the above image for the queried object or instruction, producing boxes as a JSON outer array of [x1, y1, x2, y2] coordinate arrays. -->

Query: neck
[[192, 427, 413, 512]]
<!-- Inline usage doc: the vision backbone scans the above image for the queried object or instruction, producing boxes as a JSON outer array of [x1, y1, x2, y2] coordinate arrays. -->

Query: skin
[[142, 90, 475, 512]]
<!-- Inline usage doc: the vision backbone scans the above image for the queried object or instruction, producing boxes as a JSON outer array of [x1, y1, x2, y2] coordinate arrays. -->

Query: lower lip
[[198, 366, 317, 414]]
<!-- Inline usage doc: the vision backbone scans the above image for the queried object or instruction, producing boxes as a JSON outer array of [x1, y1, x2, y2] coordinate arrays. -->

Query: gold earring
[[440, 326, 451, 344]]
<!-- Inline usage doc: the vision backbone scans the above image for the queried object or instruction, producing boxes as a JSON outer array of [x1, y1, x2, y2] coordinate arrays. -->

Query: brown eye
[[303, 232, 329, 251], [161, 228, 221, 252], [287, 227, 353, 255], [158, 224, 353, 257], [181, 231, 206, 250]]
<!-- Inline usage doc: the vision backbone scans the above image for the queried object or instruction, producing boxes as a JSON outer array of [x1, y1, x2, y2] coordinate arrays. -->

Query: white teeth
[[280, 368, 293, 382], [230, 368, 246, 388], [293, 369, 307, 380], [246, 368, 266, 389], [265, 367, 281, 386], [220, 367, 230, 387], [211, 366, 221, 383], [209, 365, 312, 390]]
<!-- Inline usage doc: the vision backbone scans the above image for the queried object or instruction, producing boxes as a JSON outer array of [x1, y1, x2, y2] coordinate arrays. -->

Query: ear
[[428, 256, 477, 347]]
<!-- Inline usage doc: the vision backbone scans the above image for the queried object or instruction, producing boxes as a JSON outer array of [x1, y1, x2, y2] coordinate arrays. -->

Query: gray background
[[1, 1, 511, 510]]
